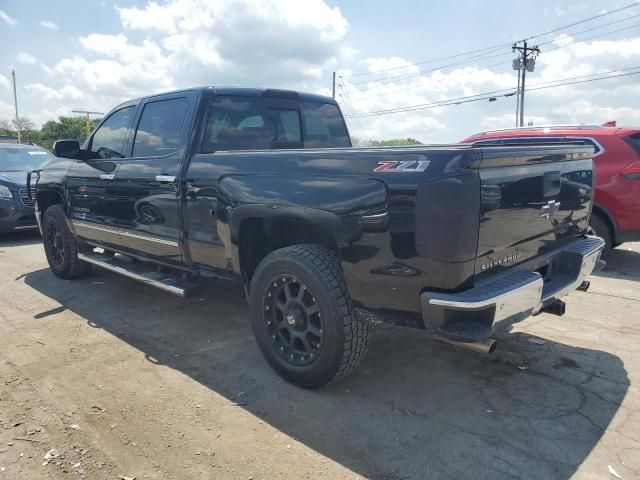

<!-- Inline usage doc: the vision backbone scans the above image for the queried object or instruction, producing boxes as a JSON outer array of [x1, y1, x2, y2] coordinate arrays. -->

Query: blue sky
[[1, 0, 639, 142]]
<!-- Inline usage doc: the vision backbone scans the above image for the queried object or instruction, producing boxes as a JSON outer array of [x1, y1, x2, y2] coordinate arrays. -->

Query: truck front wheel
[[249, 244, 369, 388], [42, 205, 92, 279]]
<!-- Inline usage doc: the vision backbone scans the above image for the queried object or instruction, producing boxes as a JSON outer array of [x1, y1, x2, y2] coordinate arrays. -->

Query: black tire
[[588, 213, 613, 256], [249, 244, 369, 389], [42, 205, 92, 279]]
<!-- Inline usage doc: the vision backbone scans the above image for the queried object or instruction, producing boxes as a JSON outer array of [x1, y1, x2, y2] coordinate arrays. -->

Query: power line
[[340, 1, 640, 80], [345, 50, 510, 87], [544, 21, 640, 51], [345, 18, 640, 100], [344, 44, 512, 78], [536, 13, 640, 47], [345, 58, 511, 101], [345, 67, 640, 118], [337, 78, 369, 139], [524, 1, 640, 42]]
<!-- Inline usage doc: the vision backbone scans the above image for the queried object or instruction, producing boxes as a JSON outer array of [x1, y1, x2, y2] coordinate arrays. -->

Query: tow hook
[[577, 280, 590, 292], [542, 299, 566, 316]]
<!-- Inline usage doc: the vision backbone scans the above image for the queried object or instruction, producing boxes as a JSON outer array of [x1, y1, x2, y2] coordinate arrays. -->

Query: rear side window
[[303, 102, 350, 148], [567, 137, 602, 155], [624, 133, 640, 154], [90, 106, 134, 159], [202, 96, 349, 152], [132, 98, 189, 157]]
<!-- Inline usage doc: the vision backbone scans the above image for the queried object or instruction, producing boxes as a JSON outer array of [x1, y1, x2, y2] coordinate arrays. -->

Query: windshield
[[0, 147, 54, 171]]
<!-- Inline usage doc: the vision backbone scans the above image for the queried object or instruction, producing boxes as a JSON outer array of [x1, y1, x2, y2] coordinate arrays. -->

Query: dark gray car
[[0, 143, 54, 232]]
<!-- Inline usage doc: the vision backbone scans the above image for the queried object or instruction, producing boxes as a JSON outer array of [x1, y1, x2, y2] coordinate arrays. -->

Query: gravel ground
[[1, 232, 639, 480]]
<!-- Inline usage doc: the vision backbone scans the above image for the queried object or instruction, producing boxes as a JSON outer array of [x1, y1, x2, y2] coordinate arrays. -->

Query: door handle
[[99, 173, 115, 181], [156, 175, 176, 183]]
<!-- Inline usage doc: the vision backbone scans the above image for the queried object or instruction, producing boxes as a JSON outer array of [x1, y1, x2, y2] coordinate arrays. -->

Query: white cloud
[[40, 20, 59, 30], [479, 114, 551, 131], [0, 10, 17, 26], [0, 100, 15, 120], [0, 74, 9, 90], [26, 0, 352, 126], [339, 32, 640, 142], [17, 52, 37, 64], [15, 2, 640, 139], [551, 99, 640, 125], [25, 83, 84, 102]]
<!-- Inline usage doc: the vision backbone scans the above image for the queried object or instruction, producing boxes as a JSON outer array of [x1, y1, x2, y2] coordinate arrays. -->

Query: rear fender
[[219, 174, 388, 271]]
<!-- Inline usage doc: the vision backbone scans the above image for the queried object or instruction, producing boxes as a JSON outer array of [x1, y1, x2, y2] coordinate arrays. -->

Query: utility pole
[[72, 110, 103, 137], [512, 41, 540, 127], [11, 70, 20, 143], [332, 71, 336, 99], [514, 64, 521, 127]]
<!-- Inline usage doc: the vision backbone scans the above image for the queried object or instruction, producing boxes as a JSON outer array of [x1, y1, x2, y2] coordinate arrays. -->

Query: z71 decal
[[373, 160, 430, 173]]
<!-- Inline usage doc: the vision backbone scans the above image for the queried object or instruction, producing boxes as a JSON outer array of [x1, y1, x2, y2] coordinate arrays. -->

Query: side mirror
[[53, 139, 81, 159]]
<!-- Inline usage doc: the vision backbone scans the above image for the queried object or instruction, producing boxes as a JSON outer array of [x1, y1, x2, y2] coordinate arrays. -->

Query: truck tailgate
[[474, 145, 594, 277]]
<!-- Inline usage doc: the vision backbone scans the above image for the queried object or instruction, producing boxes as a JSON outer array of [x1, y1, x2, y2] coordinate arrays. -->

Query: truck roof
[[125, 86, 337, 108]]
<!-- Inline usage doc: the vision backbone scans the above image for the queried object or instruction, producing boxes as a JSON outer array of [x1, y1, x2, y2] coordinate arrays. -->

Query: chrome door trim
[[72, 219, 119, 234], [119, 228, 180, 247], [73, 220, 178, 247]]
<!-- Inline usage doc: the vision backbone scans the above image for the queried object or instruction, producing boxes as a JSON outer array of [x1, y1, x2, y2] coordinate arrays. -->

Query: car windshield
[[0, 146, 54, 171]]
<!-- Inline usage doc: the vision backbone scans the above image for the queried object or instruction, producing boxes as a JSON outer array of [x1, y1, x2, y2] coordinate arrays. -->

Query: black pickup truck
[[33, 86, 605, 388]]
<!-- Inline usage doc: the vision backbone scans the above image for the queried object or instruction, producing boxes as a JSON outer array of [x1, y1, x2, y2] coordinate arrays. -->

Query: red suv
[[462, 123, 640, 255]]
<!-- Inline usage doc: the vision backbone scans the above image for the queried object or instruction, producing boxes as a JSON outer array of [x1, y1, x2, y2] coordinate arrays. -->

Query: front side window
[[90, 106, 134, 159], [132, 98, 189, 157]]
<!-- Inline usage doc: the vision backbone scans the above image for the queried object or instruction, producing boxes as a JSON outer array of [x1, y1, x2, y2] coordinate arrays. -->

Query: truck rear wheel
[[249, 244, 369, 388], [42, 205, 92, 279]]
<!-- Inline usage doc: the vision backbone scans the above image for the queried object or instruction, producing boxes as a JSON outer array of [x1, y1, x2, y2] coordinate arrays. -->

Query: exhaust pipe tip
[[437, 336, 498, 354]]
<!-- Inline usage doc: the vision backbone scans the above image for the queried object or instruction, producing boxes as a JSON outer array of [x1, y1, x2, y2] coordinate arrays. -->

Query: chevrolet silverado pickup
[[33, 87, 605, 388]]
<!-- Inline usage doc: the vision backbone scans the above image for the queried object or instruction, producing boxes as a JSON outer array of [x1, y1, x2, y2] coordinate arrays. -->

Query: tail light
[[621, 161, 640, 180]]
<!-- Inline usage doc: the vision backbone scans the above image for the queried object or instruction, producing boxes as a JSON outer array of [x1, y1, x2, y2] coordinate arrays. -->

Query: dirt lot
[[1, 232, 639, 480]]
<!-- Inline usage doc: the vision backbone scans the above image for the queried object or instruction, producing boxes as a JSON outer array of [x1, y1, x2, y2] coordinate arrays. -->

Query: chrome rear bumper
[[420, 236, 605, 342]]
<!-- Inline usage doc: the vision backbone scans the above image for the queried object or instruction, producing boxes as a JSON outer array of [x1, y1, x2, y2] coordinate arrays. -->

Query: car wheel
[[42, 205, 92, 279], [588, 213, 613, 256], [249, 244, 369, 389]]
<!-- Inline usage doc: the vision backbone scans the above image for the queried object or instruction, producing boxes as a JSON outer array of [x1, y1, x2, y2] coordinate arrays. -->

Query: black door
[[114, 94, 194, 265], [184, 95, 304, 269], [67, 105, 136, 249]]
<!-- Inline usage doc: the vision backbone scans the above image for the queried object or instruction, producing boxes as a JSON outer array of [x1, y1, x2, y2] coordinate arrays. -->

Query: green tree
[[39, 116, 99, 151], [13, 117, 35, 132], [370, 138, 423, 147]]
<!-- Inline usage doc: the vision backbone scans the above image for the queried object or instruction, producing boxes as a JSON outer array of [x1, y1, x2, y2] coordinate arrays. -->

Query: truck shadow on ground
[[595, 245, 640, 282], [0, 230, 41, 247], [24, 267, 629, 480]]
